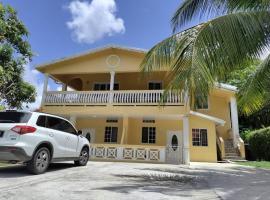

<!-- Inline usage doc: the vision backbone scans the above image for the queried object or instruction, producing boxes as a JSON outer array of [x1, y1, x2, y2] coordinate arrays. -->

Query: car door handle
[[49, 133, 54, 137], [66, 136, 70, 140]]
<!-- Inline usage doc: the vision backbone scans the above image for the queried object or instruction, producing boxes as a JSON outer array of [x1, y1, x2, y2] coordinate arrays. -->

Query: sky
[[3, 0, 195, 109]]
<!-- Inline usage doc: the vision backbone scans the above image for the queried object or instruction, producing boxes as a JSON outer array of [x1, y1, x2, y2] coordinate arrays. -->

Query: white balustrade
[[44, 90, 184, 105], [89, 144, 166, 162]]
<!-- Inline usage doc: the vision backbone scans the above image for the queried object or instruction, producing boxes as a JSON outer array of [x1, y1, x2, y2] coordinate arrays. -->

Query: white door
[[82, 128, 95, 143], [166, 131, 182, 164]]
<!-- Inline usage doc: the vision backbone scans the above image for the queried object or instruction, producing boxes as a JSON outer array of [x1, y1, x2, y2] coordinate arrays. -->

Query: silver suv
[[0, 111, 90, 174]]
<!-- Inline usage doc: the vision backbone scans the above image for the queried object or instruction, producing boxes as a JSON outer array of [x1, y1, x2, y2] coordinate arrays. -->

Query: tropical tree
[[141, 0, 270, 113], [0, 3, 36, 109]]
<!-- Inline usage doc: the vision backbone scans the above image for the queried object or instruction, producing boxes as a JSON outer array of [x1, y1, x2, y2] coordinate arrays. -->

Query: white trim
[[215, 83, 238, 92], [190, 111, 225, 126]]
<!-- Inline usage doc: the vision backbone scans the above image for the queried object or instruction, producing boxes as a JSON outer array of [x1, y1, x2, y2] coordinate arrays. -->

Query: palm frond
[[172, 0, 270, 32], [141, 11, 270, 108], [238, 54, 270, 115]]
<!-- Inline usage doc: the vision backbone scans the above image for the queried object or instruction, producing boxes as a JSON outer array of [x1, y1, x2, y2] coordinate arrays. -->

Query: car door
[[46, 116, 70, 158], [60, 120, 79, 157]]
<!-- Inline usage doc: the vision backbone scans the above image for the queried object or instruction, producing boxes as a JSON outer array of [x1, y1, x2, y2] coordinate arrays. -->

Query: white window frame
[[195, 96, 209, 110], [141, 127, 156, 144], [104, 126, 118, 143], [192, 128, 208, 147]]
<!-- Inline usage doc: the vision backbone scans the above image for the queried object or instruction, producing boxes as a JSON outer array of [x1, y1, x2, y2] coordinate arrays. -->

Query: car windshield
[[0, 112, 32, 123]]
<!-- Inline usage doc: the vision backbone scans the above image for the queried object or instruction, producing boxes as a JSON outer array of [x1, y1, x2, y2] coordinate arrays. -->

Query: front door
[[166, 131, 182, 164]]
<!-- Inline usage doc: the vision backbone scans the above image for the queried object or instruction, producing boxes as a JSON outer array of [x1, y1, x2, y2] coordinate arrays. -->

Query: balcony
[[44, 90, 184, 106]]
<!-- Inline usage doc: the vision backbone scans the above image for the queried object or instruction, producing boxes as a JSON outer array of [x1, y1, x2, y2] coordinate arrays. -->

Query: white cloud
[[23, 64, 44, 111], [66, 0, 125, 44]]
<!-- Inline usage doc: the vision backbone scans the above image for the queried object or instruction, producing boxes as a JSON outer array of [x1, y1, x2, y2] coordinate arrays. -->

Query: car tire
[[74, 147, 89, 166], [26, 147, 51, 175]]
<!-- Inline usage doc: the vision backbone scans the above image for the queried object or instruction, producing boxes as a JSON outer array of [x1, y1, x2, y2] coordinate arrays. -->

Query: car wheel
[[27, 147, 50, 175], [74, 147, 89, 166]]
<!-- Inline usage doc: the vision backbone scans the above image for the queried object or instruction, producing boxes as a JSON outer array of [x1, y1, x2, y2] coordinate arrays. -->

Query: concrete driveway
[[0, 161, 269, 200]]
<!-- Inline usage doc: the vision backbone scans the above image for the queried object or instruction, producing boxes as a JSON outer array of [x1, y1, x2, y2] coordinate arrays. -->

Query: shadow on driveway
[[0, 163, 75, 178]]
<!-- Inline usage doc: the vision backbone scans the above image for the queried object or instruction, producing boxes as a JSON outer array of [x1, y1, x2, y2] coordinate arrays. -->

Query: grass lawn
[[237, 161, 270, 169]]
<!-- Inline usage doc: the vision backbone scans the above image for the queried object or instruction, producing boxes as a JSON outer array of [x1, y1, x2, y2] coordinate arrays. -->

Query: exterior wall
[[76, 118, 123, 144], [127, 118, 183, 146], [75, 117, 182, 146], [39, 49, 146, 75], [197, 93, 232, 140], [41, 105, 186, 118], [75, 116, 218, 162], [54, 72, 169, 91], [189, 115, 217, 162]]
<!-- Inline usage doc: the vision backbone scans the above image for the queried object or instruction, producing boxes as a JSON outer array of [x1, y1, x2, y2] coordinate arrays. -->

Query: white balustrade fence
[[44, 90, 184, 105], [90, 144, 166, 162]]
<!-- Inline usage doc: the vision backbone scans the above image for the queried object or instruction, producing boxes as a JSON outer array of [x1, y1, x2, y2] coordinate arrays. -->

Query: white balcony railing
[[44, 90, 184, 105]]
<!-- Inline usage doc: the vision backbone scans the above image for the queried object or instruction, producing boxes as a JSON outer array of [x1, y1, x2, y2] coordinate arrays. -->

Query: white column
[[41, 73, 49, 106], [183, 115, 190, 165], [109, 71, 115, 103], [230, 96, 240, 147]]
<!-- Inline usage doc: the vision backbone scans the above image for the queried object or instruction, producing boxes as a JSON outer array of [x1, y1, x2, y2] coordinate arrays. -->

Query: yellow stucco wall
[[127, 118, 183, 146], [197, 92, 232, 139], [189, 115, 217, 162]]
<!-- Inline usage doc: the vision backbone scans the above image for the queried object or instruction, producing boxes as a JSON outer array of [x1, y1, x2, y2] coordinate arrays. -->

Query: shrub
[[248, 127, 270, 161], [240, 129, 253, 143]]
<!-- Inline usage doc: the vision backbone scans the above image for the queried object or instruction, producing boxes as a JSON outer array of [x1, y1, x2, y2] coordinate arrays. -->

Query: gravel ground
[[0, 161, 269, 200]]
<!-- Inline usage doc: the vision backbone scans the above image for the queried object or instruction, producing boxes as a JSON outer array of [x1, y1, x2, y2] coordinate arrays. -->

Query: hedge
[[248, 127, 270, 161]]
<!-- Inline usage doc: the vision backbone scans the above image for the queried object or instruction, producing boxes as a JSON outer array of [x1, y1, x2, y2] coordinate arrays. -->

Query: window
[[192, 129, 208, 146], [0, 112, 32, 123], [142, 119, 155, 123], [46, 116, 77, 135], [106, 118, 118, 123], [36, 115, 46, 127], [142, 127, 156, 144], [195, 95, 209, 109], [104, 127, 118, 143], [148, 82, 162, 90], [94, 83, 119, 91]]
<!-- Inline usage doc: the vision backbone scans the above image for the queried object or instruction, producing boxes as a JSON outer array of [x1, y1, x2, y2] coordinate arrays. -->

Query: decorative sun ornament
[[106, 55, 120, 70]]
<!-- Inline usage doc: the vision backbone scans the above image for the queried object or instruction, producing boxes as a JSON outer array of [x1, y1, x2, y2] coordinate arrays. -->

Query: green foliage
[[248, 127, 270, 161], [0, 3, 36, 108], [240, 129, 253, 143], [141, 0, 270, 113]]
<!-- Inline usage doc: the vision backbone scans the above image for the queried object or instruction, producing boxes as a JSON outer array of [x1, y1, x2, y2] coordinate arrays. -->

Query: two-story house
[[36, 45, 245, 164]]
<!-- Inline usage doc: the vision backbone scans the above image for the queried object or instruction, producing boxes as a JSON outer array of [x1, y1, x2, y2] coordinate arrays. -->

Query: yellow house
[[36, 45, 245, 164]]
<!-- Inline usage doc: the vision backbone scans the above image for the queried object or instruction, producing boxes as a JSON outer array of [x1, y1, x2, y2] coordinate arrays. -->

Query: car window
[[36, 115, 46, 127], [46, 116, 77, 135], [0, 112, 32, 123]]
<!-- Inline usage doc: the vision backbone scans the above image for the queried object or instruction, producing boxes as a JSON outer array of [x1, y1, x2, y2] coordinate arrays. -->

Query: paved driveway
[[0, 161, 269, 200]]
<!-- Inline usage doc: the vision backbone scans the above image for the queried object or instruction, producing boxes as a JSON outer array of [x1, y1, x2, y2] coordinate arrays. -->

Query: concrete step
[[224, 156, 243, 160], [225, 153, 239, 157]]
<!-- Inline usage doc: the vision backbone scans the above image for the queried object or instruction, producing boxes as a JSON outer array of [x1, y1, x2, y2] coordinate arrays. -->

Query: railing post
[[109, 71, 115, 104]]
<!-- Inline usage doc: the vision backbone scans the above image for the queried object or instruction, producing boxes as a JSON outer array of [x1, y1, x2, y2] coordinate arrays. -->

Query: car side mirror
[[77, 130, 82, 135]]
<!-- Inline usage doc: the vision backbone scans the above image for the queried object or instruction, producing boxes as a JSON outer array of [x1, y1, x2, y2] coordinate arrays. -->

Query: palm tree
[[141, 0, 270, 113]]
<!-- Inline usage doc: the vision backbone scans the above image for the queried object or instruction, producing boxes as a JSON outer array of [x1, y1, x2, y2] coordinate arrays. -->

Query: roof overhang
[[190, 110, 225, 126]]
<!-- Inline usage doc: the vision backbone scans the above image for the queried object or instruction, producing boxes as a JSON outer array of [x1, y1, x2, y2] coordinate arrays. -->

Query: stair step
[[224, 156, 242, 160], [225, 152, 239, 156]]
